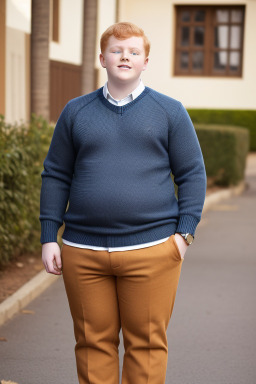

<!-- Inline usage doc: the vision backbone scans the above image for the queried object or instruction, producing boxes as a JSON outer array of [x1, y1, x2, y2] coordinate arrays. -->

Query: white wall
[[6, 0, 31, 33], [6, 0, 30, 123], [116, 0, 256, 110], [49, 0, 84, 65], [7, 0, 84, 65], [5, 27, 27, 123]]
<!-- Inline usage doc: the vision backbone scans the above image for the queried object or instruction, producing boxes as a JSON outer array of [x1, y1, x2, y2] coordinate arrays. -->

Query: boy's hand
[[174, 233, 189, 260], [42, 242, 62, 275]]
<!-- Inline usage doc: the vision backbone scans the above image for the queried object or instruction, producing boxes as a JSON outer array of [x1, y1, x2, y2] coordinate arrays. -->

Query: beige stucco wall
[[0, 0, 6, 116], [5, 0, 30, 123], [6, 0, 31, 33], [7, 0, 84, 65], [5, 27, 27, 123], [49, 0, 84, 65], [5, 0, 84, 123], [99, 0, 256, 110]]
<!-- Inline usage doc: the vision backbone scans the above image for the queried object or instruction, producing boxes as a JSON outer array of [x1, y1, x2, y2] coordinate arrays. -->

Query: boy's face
[[99, 35, 149, 85]]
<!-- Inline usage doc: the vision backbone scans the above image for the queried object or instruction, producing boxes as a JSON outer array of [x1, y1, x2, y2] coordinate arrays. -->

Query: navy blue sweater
[[39, 86, 207, 246]]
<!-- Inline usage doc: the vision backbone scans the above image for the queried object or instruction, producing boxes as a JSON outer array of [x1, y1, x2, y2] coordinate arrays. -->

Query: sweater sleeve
[[39, 102, 76, 243], [168, 102, 207, 235]]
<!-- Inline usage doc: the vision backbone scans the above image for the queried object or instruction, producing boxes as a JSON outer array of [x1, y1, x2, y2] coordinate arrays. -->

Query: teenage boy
[[40, 22, 206, 384]]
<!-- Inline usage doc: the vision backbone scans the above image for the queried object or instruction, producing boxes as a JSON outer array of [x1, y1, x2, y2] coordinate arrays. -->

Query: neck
[[107, 78, 141, 100]]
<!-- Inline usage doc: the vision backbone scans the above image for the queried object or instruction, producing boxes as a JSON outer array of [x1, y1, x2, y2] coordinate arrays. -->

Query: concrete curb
[[0, 180, 246, 328], [0, 270, 59, 327], [203, 180, 246, 213]]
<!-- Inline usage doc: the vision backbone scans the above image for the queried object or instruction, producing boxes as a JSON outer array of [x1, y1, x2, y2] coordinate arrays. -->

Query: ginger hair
[[100, 22, 150, 57]]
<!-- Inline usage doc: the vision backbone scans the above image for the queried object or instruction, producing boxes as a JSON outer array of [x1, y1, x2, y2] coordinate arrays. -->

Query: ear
[[99, 53, 106, 68], [142, 57, 149, 71]]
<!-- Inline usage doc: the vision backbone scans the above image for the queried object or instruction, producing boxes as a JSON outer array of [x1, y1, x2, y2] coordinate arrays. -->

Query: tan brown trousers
[[61, 234, 184, 384]]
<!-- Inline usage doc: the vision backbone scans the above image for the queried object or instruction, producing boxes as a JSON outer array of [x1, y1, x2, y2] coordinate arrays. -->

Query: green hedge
[[188, 109, 256, 151], [0, 114, 54, 267], [195, 124, 249, 186]]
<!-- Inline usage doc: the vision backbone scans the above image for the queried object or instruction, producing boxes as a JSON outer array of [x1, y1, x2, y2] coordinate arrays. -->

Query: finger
[[53, 258, 62, 273], [46, 260, 57, 274], [47, 265, 61, 275], [45, 261, 50, 273], [55, 253, 62, 270], [53, 265, 62, 274]]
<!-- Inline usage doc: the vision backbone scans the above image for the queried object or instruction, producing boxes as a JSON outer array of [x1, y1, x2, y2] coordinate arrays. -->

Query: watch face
[[186, 234, 194, 245]]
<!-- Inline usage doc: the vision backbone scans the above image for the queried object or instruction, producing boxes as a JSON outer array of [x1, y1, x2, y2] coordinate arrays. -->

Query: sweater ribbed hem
[[176, 214, 200, 236], [40, 220, 62, 244], [62, 222, 177, 248]]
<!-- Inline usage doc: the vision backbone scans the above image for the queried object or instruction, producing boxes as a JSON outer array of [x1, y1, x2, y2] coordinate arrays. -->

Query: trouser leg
[[61, 244, 121, 384], [116, 235, 183, 384]]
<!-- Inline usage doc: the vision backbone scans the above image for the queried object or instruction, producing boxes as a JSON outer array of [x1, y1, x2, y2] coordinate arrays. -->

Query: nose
[[121, 52, 129, 61]]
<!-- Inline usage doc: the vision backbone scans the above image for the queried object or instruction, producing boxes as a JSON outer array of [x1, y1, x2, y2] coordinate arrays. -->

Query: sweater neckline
[[97, 86, 150, 114]]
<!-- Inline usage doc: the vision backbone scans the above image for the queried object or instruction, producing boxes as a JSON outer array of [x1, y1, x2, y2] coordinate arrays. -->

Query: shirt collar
[[103, 80, 145, 105]]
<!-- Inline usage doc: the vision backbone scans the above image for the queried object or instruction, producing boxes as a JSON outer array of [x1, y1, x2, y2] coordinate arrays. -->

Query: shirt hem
[[62, 222, 177, 248]]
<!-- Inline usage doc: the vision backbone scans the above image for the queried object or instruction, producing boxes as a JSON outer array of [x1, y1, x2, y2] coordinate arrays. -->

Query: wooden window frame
[[174, 5, 245, 77]]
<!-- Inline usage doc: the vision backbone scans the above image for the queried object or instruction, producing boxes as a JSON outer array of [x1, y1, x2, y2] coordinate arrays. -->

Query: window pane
[[192, 51, 204, 69], [194, 10, 205, 22], [215, 26, 229, 49], [216, 10, 229, 23], [231, 10, 243, 23], [230, 26, 241, 49], [180, 52, 189, 69], [181, 11, 190, 22], [181, 27, 190, 46], [214, 51, 228, 70], [229, 52, 240, 71], [194, 27, 204, 46], [176, 6, 244, 76]]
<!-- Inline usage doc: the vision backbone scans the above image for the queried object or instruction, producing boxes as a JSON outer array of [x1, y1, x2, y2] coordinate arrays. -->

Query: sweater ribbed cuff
[[40, 220, 61, 244], [176, 214, 200, 236]]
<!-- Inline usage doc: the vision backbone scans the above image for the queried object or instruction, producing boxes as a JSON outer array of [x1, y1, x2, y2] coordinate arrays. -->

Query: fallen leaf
[[0, 337, 7, 342], [34, 265, 43, 271], [16, 262, 24, 268], [21, 309, 35, 315], [1, 381, 19, 384]]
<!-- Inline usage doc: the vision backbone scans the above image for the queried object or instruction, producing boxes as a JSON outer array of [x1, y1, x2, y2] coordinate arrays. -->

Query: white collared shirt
[[62, 80, 170, 252], [103, 79, 145, 106]]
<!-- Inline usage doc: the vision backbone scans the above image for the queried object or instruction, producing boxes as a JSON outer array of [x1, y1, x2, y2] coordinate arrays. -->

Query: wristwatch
[[177, 233, 194, 245]]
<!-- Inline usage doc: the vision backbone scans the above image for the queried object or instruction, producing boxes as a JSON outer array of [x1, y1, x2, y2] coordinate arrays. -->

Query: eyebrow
[[110, 46, 141, 51]]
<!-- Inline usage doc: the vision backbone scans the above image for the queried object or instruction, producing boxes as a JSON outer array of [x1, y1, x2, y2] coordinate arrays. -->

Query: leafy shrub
[[195, 124, 249, 186], [188, 108, 256, 151], [0, 114, 54, 267]]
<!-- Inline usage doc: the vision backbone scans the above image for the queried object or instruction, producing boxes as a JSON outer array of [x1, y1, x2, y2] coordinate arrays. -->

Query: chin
[[118, 73, 136, 80]]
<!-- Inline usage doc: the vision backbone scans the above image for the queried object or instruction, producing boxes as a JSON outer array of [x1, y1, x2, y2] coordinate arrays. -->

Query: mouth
[[118, 65, 131, 69]]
